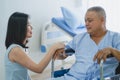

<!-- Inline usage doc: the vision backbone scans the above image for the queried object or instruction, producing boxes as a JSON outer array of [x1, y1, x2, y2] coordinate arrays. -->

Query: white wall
[[0, 0, 86, 80], [0, 0, 6, 80]]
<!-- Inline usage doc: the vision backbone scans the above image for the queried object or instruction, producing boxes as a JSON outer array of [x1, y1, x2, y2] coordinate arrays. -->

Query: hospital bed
[[40, 6, 86, 52], [40, 18, 73, 53]]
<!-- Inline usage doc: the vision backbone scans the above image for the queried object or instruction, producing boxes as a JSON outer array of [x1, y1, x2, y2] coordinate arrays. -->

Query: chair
[[52, 57, 120, 78], [115, 63, 120, 74]]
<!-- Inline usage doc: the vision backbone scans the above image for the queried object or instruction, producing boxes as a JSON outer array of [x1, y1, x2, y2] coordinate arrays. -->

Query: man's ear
[[101, 16, 105, 22], [101, 17, 106, 25]]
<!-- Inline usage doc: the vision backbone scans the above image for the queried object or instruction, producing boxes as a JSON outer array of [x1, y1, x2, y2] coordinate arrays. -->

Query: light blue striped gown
[[48, 30, 120, 80]]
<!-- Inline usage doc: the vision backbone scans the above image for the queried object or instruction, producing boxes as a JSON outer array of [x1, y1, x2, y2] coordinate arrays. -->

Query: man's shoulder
[[107, 30, 120, 40], [108, 30, 120, 36]]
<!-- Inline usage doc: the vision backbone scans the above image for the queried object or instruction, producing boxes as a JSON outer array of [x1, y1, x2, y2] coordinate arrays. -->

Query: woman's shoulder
[[5, 44, 23, 62], [8, 44, 22, 49], [7, 44, 23, 53]]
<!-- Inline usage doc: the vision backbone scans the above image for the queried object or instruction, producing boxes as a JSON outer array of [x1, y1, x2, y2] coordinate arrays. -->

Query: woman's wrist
[[48, 47, 56, 55]]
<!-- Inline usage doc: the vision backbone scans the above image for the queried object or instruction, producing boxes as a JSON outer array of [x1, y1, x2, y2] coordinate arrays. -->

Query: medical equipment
[[104, 74, 120, 80], [100, 59, 104, 80], [40, 21, 72, 53], [41, 17, 85, 52], [51, 58, 54, 78]]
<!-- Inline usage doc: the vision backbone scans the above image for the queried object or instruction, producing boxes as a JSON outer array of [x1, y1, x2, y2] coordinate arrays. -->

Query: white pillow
[[61, 7, 85, 29]]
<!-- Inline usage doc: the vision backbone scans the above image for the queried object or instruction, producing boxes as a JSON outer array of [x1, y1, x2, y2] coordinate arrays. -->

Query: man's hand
[[93, 47, 112, 64]]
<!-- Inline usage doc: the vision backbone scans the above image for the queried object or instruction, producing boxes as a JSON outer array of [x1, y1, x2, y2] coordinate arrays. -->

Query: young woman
[[5, 12, 64, 80]]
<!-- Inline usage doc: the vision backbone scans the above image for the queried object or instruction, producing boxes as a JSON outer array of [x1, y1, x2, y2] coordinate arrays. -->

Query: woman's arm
[[9, 42, 65, 73]]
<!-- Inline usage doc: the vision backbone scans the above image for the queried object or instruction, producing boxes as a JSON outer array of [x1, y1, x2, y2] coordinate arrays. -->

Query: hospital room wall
[[0, 0, 87, 80], [0, 0, 6, 80]]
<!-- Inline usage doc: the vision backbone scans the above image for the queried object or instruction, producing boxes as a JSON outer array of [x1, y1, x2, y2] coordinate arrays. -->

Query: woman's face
[[26, 21, 32, 38]]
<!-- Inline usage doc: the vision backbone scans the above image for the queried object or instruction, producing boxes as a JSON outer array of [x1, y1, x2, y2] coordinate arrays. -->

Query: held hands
[[49, 42, 66, 59], [93, 47, 112, 64], [53, 48, 68, 60]]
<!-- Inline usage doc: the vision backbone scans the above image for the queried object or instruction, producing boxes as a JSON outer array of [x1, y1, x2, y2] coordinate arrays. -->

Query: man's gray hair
[[87, 6, 106, 21]]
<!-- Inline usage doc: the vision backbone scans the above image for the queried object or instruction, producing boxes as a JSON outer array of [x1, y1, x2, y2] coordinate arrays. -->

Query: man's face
[[85, 11, 104, 35]]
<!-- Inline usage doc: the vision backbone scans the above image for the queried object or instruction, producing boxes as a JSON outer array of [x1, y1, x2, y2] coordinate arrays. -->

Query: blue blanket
[[52, 17, 86, 37]]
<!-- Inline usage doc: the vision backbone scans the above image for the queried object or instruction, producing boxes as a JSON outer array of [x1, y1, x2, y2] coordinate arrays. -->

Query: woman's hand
[[48, 42, 65, 56], [50, 42, 65, 51]]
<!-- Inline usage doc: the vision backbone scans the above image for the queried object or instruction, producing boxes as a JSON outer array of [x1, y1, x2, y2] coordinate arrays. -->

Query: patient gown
[[48, 30, 120, 80]]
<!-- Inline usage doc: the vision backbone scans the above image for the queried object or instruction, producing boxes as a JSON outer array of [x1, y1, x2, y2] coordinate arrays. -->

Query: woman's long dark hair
[[5, 12, 29, 49]]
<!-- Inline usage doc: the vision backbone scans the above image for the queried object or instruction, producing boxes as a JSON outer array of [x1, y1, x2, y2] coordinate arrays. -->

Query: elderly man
[[50, 6, 120, 80]]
